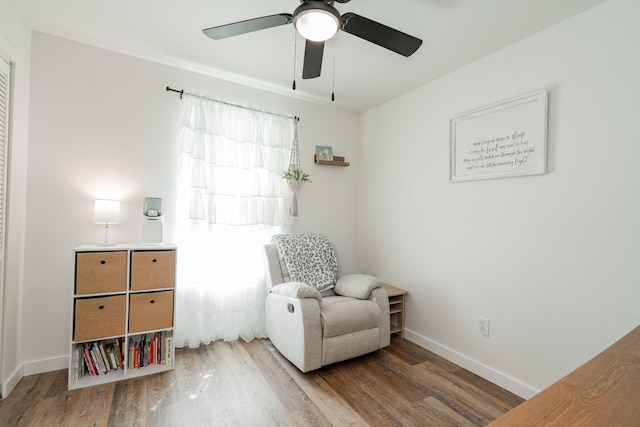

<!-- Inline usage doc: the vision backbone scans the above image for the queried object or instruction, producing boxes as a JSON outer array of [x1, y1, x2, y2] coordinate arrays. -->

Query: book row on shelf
[[72, 331, 173, 380]]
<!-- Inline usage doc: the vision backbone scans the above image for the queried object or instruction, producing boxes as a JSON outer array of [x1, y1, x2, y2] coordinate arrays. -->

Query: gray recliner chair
[[263, 233, 390, 372]]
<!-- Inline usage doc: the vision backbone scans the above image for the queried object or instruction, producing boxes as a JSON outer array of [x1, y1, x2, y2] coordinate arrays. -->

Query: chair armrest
[[334, 274, 384, 299], [271, 282, 322, 302]]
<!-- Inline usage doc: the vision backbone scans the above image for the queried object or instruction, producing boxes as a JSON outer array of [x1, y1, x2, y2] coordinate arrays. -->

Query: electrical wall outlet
[[479, 317, 490, 337]]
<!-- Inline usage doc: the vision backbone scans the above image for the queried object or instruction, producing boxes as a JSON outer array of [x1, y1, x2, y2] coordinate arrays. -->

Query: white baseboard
[[1, 356, 68, 398], [404, 328, 539, 400], [23, 355, 68, 376], [1, 364, 23, 399]]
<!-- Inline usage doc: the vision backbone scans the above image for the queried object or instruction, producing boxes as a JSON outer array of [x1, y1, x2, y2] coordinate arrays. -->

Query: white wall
[[22, 32, 359, 371], [358, 0, 640, 398], [0, 0, 31, 397]]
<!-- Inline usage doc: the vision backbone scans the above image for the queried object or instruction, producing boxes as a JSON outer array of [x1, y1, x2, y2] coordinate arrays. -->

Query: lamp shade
[[294, 3, 341, 42], [94, 199, 120, 224]]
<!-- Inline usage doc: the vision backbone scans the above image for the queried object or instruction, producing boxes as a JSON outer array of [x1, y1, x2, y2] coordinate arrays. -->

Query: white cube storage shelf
[[69, 244, 177, 390]]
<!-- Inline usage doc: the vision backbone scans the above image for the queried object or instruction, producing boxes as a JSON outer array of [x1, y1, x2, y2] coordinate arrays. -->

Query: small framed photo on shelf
[[315, 145, 333, 162]]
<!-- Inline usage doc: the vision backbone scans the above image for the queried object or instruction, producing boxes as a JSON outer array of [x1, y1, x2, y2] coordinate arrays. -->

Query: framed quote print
[[449, 90, 548, 182]]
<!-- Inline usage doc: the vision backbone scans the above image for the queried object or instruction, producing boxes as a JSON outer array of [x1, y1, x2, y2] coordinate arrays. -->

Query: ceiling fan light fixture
[[294, 3, 341, 42]]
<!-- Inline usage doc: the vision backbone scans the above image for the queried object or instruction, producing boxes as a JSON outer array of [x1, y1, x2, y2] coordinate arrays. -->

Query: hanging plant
[[284, 120, 310, 218], [282, 166, 312, 183]]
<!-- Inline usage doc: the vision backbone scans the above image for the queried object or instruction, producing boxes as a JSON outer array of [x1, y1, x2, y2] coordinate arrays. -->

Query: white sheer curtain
[[174, 95, 294, 348]]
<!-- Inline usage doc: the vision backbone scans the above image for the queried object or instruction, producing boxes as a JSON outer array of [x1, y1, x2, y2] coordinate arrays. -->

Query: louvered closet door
[[0, 55, 9, 382], [0, 56, 8, 266]]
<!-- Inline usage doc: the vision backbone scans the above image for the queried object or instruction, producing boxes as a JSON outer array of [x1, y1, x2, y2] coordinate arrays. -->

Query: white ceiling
[[19, 0, 607, 112]]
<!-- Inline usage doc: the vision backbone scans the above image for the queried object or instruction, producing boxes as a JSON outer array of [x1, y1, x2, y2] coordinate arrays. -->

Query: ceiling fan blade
[[341, 12, 422, 57], [302, 40, 325, 79], [203, 14, 292, 40]]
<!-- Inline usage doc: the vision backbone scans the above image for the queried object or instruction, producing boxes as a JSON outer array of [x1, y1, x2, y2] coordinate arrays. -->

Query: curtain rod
[[166, 86, 299, 121]]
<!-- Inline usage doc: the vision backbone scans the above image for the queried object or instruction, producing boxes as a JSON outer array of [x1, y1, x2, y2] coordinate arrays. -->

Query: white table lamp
[[94, 199, 120, 246]]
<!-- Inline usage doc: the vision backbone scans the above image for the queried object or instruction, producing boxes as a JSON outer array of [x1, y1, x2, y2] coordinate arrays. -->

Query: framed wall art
[[449, 90, 548, 182]]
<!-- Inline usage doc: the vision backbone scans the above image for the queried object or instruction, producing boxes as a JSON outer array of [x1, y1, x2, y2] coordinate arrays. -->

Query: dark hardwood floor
[[0, 337, 523, 426]]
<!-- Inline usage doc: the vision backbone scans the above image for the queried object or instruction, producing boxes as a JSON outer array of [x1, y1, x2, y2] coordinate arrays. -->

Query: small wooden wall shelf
[[314, 155, 350, 167]]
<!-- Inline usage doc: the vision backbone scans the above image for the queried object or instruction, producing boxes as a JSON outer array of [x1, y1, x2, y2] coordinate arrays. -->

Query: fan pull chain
[[331, 38, 336, 101], [292, 32, 298, 90]]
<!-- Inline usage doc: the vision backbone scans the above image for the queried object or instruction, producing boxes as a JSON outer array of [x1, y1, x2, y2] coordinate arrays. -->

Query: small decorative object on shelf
[[315, 145, 334, 162], [69, 243, 177, 390]]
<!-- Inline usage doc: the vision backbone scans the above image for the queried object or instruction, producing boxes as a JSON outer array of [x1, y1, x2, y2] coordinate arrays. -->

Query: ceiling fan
[[203, 0, 423, 80]]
